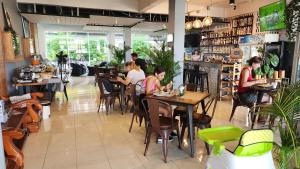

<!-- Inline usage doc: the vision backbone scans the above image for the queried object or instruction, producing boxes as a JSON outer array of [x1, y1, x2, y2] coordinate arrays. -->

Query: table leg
[[120, 85, 125, 112], [187, 105, 195, 157]]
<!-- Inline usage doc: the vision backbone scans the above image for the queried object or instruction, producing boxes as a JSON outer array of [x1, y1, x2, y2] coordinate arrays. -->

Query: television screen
[[185, 34, 200, 48], [259, 0, 286, 32]]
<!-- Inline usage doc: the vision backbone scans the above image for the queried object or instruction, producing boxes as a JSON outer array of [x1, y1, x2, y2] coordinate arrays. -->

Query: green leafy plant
[[285, 0, 300, 41], [145, 42, 181, 85], [260, 82, 300, 169], [254, 53, 279, 78], [109, 45, 131, 65]]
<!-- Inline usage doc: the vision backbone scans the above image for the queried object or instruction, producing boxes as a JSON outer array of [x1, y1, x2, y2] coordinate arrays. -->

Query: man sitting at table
[[131, 53, 147, 73], [238, 56, 266, 105]]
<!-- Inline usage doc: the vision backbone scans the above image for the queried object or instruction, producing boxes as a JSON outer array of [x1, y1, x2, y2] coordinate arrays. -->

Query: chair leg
[[63, 85, 68, 101], [144, 128, 152, 156], [229, 102, 238, 121], [144, 121, 149, 144], [129, 113, 136, 132], [198, 124, 210, 155], [176, 127, 181, 149], [161, 130, 169, 163], [206, 76, 209, 93], [180, 124, 187, 144], [105, 99, 109, 115]]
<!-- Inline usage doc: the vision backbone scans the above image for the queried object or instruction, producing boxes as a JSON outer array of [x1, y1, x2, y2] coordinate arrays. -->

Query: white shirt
[[127, 69, 145, 94], [127, 69, 145, 85]]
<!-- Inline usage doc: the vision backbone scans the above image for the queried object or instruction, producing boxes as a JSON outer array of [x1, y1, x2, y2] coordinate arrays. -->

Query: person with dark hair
[[131, 53, 147, 73], [238, 56, 266, 104], [143, 66, 172, 95]]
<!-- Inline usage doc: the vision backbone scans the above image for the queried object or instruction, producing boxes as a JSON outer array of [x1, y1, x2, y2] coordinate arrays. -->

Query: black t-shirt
[[135, 58, 147, 73]]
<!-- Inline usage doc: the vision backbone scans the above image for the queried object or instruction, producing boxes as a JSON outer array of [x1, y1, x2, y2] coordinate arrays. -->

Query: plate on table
[[256, 83, 273, 88], [153, 92, 174, 97]]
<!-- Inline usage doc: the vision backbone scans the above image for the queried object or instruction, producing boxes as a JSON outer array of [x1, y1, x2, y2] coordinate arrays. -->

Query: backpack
[[102, 78, 114, 92]]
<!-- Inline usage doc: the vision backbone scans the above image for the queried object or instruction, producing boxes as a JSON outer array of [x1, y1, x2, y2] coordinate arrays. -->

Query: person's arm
[[117, 77, 131, 85], [240, 69, 265, 87]]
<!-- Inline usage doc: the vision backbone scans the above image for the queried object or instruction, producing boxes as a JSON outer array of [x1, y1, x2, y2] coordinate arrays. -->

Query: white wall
[[17, 0, 140, 12]]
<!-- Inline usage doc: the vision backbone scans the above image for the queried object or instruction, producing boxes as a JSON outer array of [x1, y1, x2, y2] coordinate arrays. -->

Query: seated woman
[[117, 61, 145, 86], [143, 66, 172, 95], [238, 56, 266, 105]]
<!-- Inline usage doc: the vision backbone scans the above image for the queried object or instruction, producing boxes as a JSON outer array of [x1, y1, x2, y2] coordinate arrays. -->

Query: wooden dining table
[[147, 91, 210, 157]]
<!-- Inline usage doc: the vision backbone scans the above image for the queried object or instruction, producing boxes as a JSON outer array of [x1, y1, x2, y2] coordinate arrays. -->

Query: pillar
[[168, 0, 185, 88], [107, 32, 115, 62], [124, 28, 132, 62]]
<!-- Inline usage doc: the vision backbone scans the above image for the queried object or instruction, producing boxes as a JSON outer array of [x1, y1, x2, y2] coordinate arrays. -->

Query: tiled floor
[[23, 76, 250, 169]]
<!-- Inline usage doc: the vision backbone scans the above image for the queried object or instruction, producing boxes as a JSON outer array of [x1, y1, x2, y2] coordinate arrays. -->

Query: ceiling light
[[193, 19, 203, 28], [229, 0, 235, 6], [203, 16, 213, 27], [185, 21, 193, 30]]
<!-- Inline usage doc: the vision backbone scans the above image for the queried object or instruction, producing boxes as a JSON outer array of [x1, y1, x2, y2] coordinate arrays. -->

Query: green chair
[[198, 126, 275, 169]]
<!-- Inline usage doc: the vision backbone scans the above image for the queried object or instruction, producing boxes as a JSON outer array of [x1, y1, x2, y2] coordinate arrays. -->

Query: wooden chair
[[1, 92, 44, 133], [144, 99, 181, 163], [180, 95, 218, 154], [128, 84, 147, 133], [97, 78, 118, 115]]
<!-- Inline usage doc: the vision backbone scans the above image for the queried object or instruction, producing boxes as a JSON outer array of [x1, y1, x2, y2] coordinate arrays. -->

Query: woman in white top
[[117, 60, 145, 86]]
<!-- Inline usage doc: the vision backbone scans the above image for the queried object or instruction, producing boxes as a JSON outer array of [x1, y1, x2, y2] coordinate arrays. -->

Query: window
[[45, 31, 109, 65]]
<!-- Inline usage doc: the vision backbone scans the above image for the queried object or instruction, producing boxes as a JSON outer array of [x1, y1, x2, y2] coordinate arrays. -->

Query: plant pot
[[273, 71, 279, 79], [279, 70, 285, 79], [255, 75, 261, 80]]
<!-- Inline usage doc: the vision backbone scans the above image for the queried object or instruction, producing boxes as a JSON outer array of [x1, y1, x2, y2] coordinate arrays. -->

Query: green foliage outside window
[[45, 32, 108, 65]]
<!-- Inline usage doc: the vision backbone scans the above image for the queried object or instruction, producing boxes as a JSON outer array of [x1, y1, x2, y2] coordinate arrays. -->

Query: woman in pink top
[[238, 56, 266, 104], [143, 66, 173, 95]]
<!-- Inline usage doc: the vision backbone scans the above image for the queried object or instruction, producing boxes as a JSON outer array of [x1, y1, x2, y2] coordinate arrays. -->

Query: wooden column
[[22, 38, 31, 59], [2, 32, 15, 60], [0, 31, 7, 96]]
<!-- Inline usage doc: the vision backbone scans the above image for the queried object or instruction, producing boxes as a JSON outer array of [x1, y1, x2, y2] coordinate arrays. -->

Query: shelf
[[202, 36, 233, 39], [203, 53, 230, 55], [200, 44, 236, 47], [232, 25, 253, 28]]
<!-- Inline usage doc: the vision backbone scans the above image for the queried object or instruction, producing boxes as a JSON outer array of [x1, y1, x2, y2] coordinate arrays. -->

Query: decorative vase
[[273, 71, 279, 79]]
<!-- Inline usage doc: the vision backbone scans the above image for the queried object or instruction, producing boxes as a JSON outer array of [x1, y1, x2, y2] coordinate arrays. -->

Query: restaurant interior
[[0, 0, 300, 169]]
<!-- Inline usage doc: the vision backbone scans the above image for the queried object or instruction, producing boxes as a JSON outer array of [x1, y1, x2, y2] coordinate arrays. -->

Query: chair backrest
[[204, 95, 218, 119], [234, 129, 273, 157], [97, 78, 105, 97], [186, 83, 198, 92], [147, 99, 172, 130]]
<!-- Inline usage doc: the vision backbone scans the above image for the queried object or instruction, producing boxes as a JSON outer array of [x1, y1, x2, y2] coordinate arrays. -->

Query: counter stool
[[196, 71, 209, 92]]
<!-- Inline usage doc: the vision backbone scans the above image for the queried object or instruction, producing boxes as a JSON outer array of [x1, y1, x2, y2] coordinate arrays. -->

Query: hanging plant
[[285, 0, 300, 41]]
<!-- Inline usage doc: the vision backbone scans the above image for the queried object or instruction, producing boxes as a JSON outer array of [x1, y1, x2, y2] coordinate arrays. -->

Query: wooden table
[[147, 91, 210, 157], [15, 78, 62, 101]]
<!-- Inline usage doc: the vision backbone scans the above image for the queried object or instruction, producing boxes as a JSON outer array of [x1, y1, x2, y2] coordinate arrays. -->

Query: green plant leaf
[[254, 67, 262, 75], [268, 68, 274, 78], [269, 53, 279, 67], [263, 64, 270, 74]]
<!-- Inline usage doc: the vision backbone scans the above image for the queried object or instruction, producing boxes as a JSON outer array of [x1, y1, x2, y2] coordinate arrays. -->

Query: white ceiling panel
[[131, 22, 166, 32], [23, 14, 90, 25]]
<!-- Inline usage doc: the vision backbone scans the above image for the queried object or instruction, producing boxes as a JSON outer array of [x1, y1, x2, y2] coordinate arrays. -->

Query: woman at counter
[[238, 56, 266, 104]]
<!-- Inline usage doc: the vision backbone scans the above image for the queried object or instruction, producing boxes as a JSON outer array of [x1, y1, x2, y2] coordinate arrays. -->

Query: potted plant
[[145, 42, 181, 85], [260, 82, 300, 169], [254, 52, 279, 79], [109, 45, 131, 69]]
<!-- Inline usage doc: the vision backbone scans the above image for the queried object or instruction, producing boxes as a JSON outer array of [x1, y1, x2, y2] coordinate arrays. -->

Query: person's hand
[[166, 81, 173, 90], [116, 77, 122, 81], [257, 79, 267, 84]]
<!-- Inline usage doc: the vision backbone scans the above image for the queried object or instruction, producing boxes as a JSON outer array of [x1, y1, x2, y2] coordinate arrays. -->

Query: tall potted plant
[[109, 45, 131, 66], [260, 82, 300, 169], [145, 42, 181, 85], [254, 52, 279, 79]]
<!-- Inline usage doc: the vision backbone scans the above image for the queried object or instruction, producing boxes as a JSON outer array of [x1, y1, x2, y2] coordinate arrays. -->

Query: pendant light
[[193, 19, 203, 28], [185, 21, 193, 30], [203, 6, 213, 27]]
